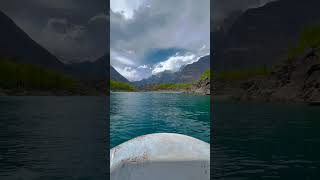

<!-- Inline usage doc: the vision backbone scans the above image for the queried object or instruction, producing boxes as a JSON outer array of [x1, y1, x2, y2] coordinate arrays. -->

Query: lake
[[0, 96, 107, 180], [2, 95, 317, 179], [212, 100, 320, 179], [110, 92, 210, 148]]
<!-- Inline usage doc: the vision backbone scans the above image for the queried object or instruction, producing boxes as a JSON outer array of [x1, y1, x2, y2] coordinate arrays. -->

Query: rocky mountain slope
[[186, 77, 210, 95], [175, 55, 210, 83], [110, 67, 129, 83], [133, 70, 176, 86], [65, 54, 108, 81], [134, 55, 210, 86], [234, 53, 320, 102], [0, 10, 109, 94], [0, 11, 65, 70], [213, 0, 320, 70]]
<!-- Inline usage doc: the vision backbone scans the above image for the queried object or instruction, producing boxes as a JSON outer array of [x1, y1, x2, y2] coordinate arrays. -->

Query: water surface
[[212, 100, 320, 179], [0, 96, 107, 180], [110, 92, 210, 148]]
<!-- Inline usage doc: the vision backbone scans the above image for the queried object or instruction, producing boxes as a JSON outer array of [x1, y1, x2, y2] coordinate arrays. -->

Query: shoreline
[[112, 89, 210, 96], [0, 88, 105, 96], [213, 93, 320, 106]]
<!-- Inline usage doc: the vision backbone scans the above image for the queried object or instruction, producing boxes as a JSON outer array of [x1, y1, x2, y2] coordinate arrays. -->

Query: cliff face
[[232, 54, 320, 102], [192, 77, 210, 95], [184, 77, 210, 95]]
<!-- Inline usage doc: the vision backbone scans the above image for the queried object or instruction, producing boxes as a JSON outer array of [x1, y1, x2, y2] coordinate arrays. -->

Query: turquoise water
[[212, 100, 320, 179], [110, 92, 210, 148]]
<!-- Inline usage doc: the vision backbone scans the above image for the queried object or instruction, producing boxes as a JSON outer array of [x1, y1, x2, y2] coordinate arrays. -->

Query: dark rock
[[186, 77, 210, 95]]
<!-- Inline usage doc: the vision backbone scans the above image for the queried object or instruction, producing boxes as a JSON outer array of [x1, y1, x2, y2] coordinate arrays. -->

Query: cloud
[[111, 50, 136, 66], [115, 66, 141, 81], [0, 0, 108, 62], [113, 55, 135, 66], [110, 0, 210, 80], [45, 18, 87, 40], [111, 0, 149, 19], [89, 13, 108, 23], [212, 0, 277, 24], [33, 14, 108, 62], [152, 54, 197, 75], [138, 64, 149, 69]]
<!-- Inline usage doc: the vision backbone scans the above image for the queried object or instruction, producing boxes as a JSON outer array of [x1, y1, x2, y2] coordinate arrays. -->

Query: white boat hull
[[110, 133, 210, 180]]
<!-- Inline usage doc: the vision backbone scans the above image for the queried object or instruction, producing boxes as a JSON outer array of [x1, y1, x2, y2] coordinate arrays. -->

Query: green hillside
[[0, 58, 76, 92], [288, 25, 320, 59], [213, 66, 269, 81], [151, 83, 192, 90], [199, 69, 210, 81], [110, 80, 136, 91]]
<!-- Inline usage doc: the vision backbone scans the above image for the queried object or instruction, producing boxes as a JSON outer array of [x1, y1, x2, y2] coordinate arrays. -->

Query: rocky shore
[[186, 77, 210, 95], [214, 53, 320, 103]]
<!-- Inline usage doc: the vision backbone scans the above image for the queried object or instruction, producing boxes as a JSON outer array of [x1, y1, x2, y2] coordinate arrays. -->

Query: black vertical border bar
[[210, 0, 214, 179], [106, 0, 110, 179]]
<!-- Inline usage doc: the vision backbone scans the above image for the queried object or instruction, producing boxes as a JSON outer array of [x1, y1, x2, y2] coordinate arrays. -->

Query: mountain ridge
[[213, 0, 320, 70], [0, 11, 65, 70], [133, 55, 210, 86]]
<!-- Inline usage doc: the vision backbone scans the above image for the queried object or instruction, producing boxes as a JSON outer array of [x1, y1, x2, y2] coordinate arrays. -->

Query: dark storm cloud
[[212, 0, 277, 24], [0, 0, 108, 62]]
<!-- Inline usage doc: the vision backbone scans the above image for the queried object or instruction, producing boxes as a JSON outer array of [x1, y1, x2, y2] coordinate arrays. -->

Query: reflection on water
[[212, 100, 320, 179], [110, 92, 210, 148], [0, 96, 107, 180]]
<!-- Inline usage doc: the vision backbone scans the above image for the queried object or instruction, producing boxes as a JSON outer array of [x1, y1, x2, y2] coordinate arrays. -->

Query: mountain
[[0, 10, 111, 82], [110, 66, 129, 83], [71, 53, 129, 83], [134, 55, 210, 86], [133, 70, 176, 86], [0, 11, 64, 70], [175, 55, 210, 83], [213, 0, 320, 70], [65, 54, 108, 82]]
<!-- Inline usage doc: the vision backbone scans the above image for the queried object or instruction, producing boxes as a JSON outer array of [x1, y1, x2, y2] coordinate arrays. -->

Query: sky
[[110, 0, 210, 81], [0, 0, 108, 62], [0, 0, 276, 76]]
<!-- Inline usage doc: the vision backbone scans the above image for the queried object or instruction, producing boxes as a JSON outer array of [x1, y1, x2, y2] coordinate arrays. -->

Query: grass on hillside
[[151, 83, 192, 90], [150, 69, 210, 90], [288, 25, 320, 60], [110, 80, 136, 91], [0, 58, 76, 92], [213, 66, 269, 81], [199, 69, 210, 81]]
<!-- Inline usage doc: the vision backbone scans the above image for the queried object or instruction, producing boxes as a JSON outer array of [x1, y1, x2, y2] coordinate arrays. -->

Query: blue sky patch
[[143, 48, 186, 65]]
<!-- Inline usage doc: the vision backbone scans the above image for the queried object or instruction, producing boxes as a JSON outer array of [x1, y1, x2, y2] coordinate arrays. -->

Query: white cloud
[[152, 54, 197, 75], [138, 64, 149, 69], [111, 50, 136, 66], [110, 0, 149, 19], [110, 0, 210, 80], [115, 56, 135, 66], [115, 66, 141, 81]]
